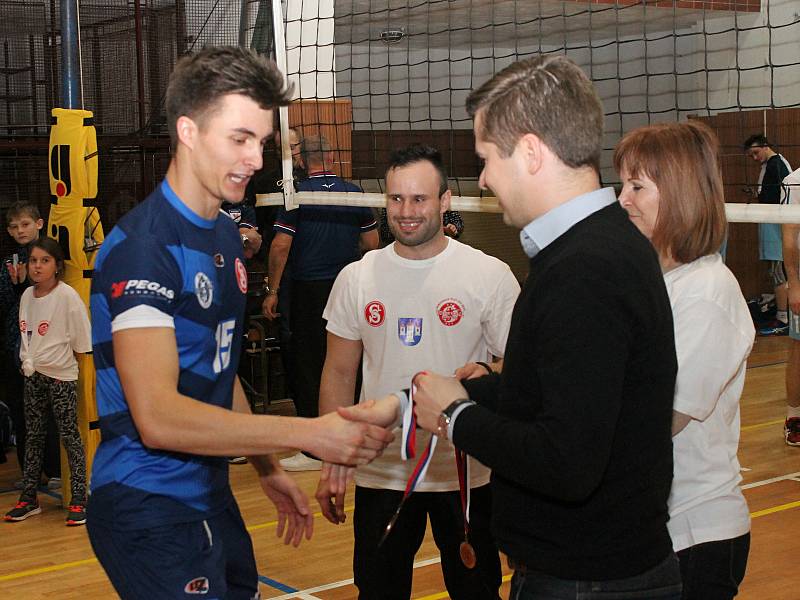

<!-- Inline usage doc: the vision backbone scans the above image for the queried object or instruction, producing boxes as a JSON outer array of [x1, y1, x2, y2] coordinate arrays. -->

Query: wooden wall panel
[[351, 129, 479, 181], [286, 99, 353, 178], [693, 108, 800, 299]]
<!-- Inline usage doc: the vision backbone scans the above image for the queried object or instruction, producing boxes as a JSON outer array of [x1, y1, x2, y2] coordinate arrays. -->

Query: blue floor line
[[258, 574, 298, 593]]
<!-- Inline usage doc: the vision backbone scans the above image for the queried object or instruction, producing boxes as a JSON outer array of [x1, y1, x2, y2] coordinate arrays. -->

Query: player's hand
[[240, 228, 262, 258], [336, 396, 402, 429], [789, 284, 800, 315], [259, 468, 314, 547], [412, 372, 468, 434], [312, 412, 394, 466], [262, 294, 280, 320], [454, 362, 491, 380], [315, 463, 353, 525], [444, 223, 458, 237]]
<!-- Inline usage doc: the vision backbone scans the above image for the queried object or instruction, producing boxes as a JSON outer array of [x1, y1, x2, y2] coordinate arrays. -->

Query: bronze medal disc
[[459, 541, 477, 569]]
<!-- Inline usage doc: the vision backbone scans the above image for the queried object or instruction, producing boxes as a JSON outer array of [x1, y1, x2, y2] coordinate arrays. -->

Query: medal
[[459, 541, 477, 569], [455, 448, 476, 569]]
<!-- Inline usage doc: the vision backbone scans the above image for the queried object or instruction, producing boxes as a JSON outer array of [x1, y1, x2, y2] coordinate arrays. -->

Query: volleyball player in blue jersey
[[86, 47, 393, 600]]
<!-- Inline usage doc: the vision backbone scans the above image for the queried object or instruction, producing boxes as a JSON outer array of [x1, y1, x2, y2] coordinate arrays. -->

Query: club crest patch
[[437, 299, 464, 327], [364, 300, 385, 327], [38, 321, 50, 336], [184, 576, 210, 594], [398, 318, 423, 346], [234, 258, 248, 294], [194, 272, 214, 309]]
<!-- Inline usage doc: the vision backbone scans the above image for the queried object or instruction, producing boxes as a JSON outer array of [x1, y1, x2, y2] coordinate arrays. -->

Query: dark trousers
[[509, 553, 682, 600], [354, 485, 502, 600], [288, 278, 335, 420], [4, 358, 60, 478], [676, 533, 750, 600]]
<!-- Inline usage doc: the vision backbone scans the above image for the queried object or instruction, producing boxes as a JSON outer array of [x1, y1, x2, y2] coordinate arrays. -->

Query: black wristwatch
[[436, 399, 474, 440]]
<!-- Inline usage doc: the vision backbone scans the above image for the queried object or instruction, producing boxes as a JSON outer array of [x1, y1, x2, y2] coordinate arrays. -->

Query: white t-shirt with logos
[[324, 238, 520, 492], [664, 253, 754, 552], [19, 281, 92, 381]]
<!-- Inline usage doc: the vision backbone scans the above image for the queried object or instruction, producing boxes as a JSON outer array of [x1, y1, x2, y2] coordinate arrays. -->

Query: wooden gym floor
[[0, 335, 798, 599]]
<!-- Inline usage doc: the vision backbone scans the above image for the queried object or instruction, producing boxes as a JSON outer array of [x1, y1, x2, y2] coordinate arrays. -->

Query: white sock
[[777, 310, 788, 323], [788, 406, 800, 419]]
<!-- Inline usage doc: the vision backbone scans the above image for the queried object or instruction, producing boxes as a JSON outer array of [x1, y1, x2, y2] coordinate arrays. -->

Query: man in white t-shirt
[[782, 167, 800, 446], [316, 144, 520, 599]]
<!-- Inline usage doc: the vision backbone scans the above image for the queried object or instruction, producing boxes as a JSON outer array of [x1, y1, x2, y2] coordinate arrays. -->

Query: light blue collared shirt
[[519, 187, 618, 258]]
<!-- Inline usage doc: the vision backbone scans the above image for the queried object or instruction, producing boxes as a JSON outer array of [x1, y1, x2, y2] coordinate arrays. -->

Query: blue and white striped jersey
[[89, 180, 248, 530]]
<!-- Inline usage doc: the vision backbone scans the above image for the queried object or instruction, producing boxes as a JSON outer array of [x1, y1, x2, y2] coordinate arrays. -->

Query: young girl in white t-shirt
[[4, 237, 91, 526]]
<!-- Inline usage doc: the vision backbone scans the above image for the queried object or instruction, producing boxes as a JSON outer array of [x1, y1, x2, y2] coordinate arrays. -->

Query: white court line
[[741, 471, 800, 490], [267, 557, 442, 599]]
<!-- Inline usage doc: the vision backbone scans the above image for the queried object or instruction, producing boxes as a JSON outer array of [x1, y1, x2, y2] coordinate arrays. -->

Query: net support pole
[[271, 0, 296, 211], [60, 0, 82, 108]]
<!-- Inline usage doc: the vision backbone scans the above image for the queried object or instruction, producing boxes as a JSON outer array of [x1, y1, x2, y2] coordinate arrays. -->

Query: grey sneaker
[[279, 453, 322, 472]]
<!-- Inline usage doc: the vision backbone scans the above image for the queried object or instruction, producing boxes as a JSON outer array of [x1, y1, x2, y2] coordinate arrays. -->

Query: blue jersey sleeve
[[99, 233, 182, 321]]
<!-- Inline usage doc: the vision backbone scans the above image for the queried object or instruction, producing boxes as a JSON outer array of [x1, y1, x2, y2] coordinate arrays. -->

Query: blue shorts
[[87, 501, 259, 600]]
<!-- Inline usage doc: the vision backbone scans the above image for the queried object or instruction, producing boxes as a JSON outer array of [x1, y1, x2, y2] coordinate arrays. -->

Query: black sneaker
[[65, 504, 86, 526], [5, 500, 41, 522]]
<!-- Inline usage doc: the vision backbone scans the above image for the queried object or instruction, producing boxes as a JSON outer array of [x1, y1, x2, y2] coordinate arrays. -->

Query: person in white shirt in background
[[317, 143, 520, 599], [616, 121, 754, 600], [5, 236, 92, 526]]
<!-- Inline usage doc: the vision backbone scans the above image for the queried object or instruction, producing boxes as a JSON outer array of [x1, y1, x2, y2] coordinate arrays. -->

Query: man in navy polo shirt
[[264, 134, 379, 471]]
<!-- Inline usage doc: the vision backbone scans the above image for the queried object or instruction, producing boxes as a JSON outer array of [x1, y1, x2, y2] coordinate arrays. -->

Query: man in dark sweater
[[405, 56, 682, 598]]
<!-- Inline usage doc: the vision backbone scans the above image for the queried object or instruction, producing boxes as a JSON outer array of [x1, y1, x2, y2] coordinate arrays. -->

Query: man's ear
[[176, 115, 198, 151], [440, 189, 452, 213], [34, 218, 44, 231], [518, 133, 545, 176]]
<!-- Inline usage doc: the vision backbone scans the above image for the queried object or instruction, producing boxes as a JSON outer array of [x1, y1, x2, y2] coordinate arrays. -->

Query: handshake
[[313, 367, 480, 525]]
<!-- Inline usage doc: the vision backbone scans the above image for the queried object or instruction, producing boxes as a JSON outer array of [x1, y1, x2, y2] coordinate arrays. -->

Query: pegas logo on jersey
[[194, 272, 214, 309], [110, 279, 175, 301], [364, 300, 385, 327], [398, 318, 423, 346], [437, 298, 464, 327]]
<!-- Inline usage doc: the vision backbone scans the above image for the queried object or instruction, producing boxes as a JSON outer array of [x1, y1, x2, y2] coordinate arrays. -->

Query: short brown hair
[[165, 46, 292, 149], [6, 200, 41, 225], [613, 120, 727, 264], [466, 55, 604, 171]]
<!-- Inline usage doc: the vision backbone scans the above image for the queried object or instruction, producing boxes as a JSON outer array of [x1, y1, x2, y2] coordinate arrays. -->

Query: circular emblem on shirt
[[364, 301, 386, 327], [37, 321, 50, 336], [234, 258, 248, 294], [437, 299, 464, 327], [19, 320, 26, 333], [194, 272, 214, 309]]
